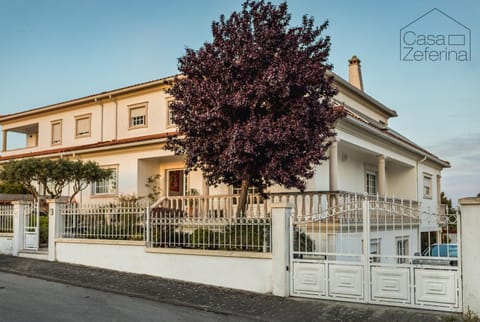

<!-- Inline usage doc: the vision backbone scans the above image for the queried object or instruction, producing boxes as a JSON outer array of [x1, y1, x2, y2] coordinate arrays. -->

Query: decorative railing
[[158, 191, 420, 221], [0, 204, 14, 233], [60, 203, 147, 241], [148, 207, 270, 252], [57, 192, 421, 253]]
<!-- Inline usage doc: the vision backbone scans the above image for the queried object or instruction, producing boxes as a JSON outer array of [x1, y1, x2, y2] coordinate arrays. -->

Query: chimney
[[348, 55, 364, 91]]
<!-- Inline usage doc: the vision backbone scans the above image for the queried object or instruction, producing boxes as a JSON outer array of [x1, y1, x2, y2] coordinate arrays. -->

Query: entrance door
[[167, 170, 186, 197]]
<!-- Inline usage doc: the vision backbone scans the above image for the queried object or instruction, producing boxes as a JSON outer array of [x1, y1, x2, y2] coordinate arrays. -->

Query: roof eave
[[0, 74, 182, 123], [341, 116, 450, 168], [330, 72, 398, 118]]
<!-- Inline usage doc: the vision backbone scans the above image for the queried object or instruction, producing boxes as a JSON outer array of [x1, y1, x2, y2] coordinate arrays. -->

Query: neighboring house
[[0, 56, 449, 251]]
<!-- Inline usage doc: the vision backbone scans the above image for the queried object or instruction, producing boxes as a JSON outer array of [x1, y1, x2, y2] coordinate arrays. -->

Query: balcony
[[2, 123, 39, 152]]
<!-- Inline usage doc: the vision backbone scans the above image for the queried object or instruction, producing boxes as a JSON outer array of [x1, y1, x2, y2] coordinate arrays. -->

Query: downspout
[[416, 156, 427, 201], [109, 94, 118, 140], [94, 97, 104, 142]]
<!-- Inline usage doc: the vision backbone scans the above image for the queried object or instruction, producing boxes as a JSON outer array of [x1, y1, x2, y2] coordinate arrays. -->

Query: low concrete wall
[[0, 234, 13, 255], [55, 239, 273, 294]]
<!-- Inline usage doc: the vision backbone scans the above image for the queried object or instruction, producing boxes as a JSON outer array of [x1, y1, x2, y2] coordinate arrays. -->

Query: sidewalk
[[0, 255, 457, 322]]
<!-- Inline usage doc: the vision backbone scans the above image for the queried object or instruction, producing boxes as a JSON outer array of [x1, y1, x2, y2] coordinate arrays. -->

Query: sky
[[0, 0, 478, 204]]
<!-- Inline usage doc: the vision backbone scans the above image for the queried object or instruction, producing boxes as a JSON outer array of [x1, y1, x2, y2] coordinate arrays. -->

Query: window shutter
[[52, 122, 61, 143], [130, 106, 146, 118], [76, 117, 90, 135]]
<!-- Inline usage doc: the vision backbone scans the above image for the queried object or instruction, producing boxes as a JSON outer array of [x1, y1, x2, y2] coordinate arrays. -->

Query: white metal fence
[[148, 207, 271, 252], [0, 205, 14, 233], [57, 193, 419, 252], [60, 203, 147, 241]]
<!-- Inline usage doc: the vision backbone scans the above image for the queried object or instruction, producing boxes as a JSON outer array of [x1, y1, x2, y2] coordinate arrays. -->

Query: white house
[[0, 56, 449, 253]]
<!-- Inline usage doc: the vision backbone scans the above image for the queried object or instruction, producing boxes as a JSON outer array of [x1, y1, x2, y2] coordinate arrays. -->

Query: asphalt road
[[0, 272, 251, 322]]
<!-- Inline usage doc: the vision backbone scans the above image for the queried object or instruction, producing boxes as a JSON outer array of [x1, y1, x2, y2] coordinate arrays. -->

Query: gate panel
[[370, 266, 410, 303], [415, 268, 459, 307], [328, 264, 364, 300], [290, 194, 462, 312], [292, 261, 326, 296], [24, 202, 39, 250]]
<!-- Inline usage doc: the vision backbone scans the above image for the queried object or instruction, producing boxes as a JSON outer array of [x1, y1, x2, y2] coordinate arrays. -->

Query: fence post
[[12, 200, 28, 256], [47, 199, 65, 262], [271, 202, 292, 297], [145, 203, 151, 247], [459, 197, 480, 315]]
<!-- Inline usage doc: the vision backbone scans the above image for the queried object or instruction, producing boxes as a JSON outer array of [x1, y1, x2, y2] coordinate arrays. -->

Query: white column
[[271, 202, 292, 297], [203, 178, 209, 215], [377, 155, 386, 196], [459, 197, 480, 315], [12, 200, 28, 256], [329, 140, 338, 191], [47, 199, 65, 262]]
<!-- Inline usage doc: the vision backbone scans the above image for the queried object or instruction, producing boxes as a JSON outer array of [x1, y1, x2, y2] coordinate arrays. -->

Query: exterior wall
[[55, 241, 272, 293], [137, 158, 161, 200], [0, 233, 13, 255], [74, 143, 175, 203], [417, 161, 442, 214], [335, 90, 389, 125], [387, 163, 416, 201], [0, 78, 447, 209], [115, 90, 172, 140], [1, 86, 172, 157], [337, 147, 368, 193]]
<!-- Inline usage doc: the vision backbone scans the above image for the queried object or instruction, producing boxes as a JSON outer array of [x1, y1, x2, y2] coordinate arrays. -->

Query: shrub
[[152, 225, 189, 247], [224, 221, 271, 251], [189, 220, 271, 252], [39, 215, 49, 244], [293, 227, 315, 252], [191, 228, 224, 248]]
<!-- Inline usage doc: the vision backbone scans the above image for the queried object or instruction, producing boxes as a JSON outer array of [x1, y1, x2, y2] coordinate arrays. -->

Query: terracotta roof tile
[[0, 132, 178, 162]]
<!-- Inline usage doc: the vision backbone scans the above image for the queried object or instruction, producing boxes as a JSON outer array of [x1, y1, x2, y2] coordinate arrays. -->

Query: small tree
[[0, 158, 112, 202], [0, 182, 28, 194], [167, 0, 344, 215], [440, 191, 455, 214], [0, 158, 43, 200], [68, 160, 113, 203]]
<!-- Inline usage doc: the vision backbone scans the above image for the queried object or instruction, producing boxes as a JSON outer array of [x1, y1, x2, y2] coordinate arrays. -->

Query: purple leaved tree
[[167, 0, 345, 216]]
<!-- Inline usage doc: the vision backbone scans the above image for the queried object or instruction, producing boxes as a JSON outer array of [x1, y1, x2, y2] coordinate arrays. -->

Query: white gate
[[24, 202, 40, 250], [290, 195, 462, 312]]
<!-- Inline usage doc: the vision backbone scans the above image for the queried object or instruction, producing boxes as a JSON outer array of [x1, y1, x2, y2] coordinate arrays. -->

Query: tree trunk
[[236, 179, 249, 217]]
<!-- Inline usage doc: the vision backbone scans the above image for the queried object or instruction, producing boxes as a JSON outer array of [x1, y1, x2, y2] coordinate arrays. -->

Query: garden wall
[[55, 239, 273, 293]]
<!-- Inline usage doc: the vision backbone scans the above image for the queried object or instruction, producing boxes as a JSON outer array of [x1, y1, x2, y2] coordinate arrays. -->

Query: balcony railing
[[156, 191, 420, 220]]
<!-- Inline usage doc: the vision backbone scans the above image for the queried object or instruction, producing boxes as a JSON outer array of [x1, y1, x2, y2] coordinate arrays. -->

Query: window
[[423, 174, 432, 198], [129, 103, 147, 128], [93, 166, 118, 195], [167, 100, 175, 126], [370, 238, 381, 263], [365, 170, 377, 195], [396, 236, 409, 264], [75, 114, 91, 137], [51, 120, 62, 145]]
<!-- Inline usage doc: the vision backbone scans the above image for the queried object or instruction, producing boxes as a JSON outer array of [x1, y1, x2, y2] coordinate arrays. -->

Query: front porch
[[134, 137, 420, 212]]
